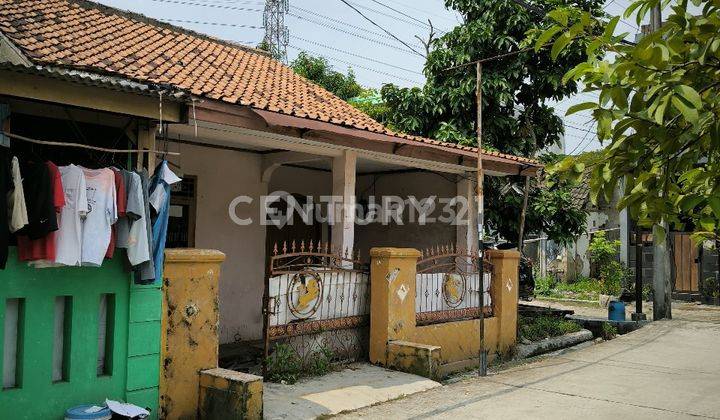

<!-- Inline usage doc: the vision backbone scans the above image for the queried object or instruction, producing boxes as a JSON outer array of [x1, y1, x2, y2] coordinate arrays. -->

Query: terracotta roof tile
[[0, 0, 538, 166]]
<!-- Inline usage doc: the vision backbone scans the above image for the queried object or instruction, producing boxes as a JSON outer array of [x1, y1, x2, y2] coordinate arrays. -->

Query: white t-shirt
[[80, 168, 117, 267], [55, 165, 88, 266]]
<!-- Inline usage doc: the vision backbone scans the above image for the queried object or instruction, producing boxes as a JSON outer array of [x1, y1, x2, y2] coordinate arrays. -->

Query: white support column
[[331, 150, 357, 255], [456, 174, 478, 253]]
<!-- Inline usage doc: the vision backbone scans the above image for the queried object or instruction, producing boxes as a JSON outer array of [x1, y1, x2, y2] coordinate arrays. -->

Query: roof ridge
[[66, 0, 271, 58]]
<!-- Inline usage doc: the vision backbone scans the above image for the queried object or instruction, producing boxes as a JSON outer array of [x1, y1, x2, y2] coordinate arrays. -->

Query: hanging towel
[[8, 156, 28, 233]]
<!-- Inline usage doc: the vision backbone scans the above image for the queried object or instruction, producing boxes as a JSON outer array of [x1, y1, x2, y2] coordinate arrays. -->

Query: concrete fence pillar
[[369, 248, 422, 365], [486, 249, 520, 352], [160, 249, 225, 420]]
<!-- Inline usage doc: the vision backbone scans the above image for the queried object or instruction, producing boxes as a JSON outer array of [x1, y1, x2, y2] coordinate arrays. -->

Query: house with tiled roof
[[0, 0, 537, 416]]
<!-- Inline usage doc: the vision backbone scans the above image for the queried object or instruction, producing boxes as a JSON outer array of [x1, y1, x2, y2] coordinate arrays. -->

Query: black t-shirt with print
[[18, 160, 58, 240]]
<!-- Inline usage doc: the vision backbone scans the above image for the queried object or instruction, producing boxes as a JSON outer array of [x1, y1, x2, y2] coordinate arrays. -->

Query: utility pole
[[649, 3, 672, 320], [262, 0, 289, 62], [632, 225, 647, 320], [476, 61, 488, 377]]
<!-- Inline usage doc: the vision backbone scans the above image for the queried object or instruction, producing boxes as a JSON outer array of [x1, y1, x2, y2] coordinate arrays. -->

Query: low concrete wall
[[199, 368, 263, 420], [369, 248, 520, 378]]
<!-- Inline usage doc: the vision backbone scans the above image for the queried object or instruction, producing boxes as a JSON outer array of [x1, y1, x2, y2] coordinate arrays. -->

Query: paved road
[[336, 306, 720, 419]]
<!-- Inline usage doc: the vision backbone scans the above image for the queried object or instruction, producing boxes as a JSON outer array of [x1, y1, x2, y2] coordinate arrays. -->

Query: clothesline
[[0, 131, 180, 156]]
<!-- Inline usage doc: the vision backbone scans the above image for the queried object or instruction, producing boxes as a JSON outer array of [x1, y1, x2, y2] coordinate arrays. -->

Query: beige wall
[[169, 143, 267, 343]]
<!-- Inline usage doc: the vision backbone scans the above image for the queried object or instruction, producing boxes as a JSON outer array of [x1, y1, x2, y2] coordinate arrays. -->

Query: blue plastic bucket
[[64, 405, 112, 420], [608, 300, 626, 321]]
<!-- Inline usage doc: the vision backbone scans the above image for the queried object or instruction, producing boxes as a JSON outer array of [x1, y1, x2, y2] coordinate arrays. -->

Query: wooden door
[[673, 233, 699, 292]]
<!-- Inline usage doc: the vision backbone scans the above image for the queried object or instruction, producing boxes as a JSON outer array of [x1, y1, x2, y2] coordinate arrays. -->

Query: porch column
[[331, 150, 357, 254], [456, 174, 478, 252]]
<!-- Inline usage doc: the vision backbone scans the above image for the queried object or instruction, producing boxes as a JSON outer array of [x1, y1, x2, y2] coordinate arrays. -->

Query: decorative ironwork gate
[[262, 240, 370, 375], [416, 245, 493, 325]]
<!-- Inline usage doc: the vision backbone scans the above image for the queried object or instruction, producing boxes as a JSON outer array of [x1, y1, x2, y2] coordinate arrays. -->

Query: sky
[[94, 0, 656, 155]]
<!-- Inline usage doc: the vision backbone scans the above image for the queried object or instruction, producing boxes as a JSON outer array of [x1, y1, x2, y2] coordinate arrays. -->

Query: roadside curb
[[514, 329, 594, 359]]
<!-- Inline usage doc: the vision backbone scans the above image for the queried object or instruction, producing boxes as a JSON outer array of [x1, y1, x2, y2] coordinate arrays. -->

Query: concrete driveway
[[336, 307, 720, 419]]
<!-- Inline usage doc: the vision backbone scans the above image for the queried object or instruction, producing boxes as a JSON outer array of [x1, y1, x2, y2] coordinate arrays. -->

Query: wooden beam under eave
[[0, 70, 183, 122]]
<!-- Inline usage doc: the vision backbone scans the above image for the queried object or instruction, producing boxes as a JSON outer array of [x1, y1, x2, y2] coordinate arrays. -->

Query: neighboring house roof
[[0, 61, 181, 98], [0, 0, 538, 167], [570, 176, 590, 209]]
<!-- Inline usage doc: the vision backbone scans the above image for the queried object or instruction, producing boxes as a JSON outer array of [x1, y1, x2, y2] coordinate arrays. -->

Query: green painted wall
[[0, 248, 161, 419]]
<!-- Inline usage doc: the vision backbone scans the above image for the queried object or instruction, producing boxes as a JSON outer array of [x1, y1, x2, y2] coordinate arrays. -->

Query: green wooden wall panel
[[128, 321, 161, 357], [0, 248, 162, 419], [126, 387, 160, 420], [126, 354, 160, 391], [129, 289, 162, 323]]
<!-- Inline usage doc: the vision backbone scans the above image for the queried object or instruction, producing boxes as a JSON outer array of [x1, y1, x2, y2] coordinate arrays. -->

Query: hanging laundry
[[18, 160, 58, 240], [17, 161, 65, 262], [80, 167, 117, 267], [122, 171, 150, 267], [55, 164, 87, 266], [0, 148, 10, 269], [8, 156, 28, 233], [105, 168, 126, 259], [148, 160, 181, 283], [133, 169, 155, 284]]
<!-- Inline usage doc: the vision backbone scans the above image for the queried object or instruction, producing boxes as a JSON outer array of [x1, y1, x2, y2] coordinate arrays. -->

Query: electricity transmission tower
[[262, 0, 290, 62]]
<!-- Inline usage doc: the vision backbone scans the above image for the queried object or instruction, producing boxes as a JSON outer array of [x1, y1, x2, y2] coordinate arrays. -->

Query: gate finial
[[282, 241, 287, 254]]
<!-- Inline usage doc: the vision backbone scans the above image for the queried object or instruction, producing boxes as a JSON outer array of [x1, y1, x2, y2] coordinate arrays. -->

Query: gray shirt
[[133, 169, 155, 283]]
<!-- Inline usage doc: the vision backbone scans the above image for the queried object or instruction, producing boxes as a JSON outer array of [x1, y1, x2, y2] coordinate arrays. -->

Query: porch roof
[[0, 0, 541, 175]]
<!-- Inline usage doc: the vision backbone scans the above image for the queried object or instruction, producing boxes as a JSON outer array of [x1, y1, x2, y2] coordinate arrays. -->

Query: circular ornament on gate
[[442, 272, 466, 308], [287, 270, 323, 319]]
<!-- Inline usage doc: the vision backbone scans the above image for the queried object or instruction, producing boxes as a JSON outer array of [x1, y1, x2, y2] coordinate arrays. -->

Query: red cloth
[[105, 168, 126, 259], [17, 162, 65, 261]]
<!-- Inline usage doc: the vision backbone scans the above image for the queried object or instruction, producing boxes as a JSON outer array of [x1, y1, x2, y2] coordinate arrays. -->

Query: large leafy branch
[[539, 0, 720, 240]]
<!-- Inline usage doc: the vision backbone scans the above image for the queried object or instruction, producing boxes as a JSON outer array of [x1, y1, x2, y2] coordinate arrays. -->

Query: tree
[[539, 0, 720, 242], [290, 52, 363, 101], [377, 0, 602, 242]]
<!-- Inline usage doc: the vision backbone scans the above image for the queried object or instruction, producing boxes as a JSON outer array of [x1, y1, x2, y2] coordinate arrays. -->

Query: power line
[[289, 5, 397, 42], [148, 0, 262, 12], [292, 35, 424, 75], [338, 0, 425, 57], [288, 45, 423, 85], [287, 12, 421, 56], [160, 18, 263, 29], [367, 0, 448, 33], [382, 0, 460, 23], [345, 0, 447, 32]]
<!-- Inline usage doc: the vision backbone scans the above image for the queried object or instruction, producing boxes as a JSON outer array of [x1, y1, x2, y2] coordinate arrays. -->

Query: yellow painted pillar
[[486, 249, 520, 352], [369, 247, 421, 365], [160, 249, 226, 420]]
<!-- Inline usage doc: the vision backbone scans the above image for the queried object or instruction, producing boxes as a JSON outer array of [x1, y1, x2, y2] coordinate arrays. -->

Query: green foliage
[[306, 346, 335, 377], [701, 276, 720, 298], [535, 275, 603, 300], [519, 315, 582, 342], [588, 231, 627, 294], [540, 0, 720, 241], [375, 0, 601, 243], [266, 344, 301, 384], [600, 322, 618, 340], [290, 52, 363, 101], [348, 88, 391, 125], [265, 344, 336, 384]]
